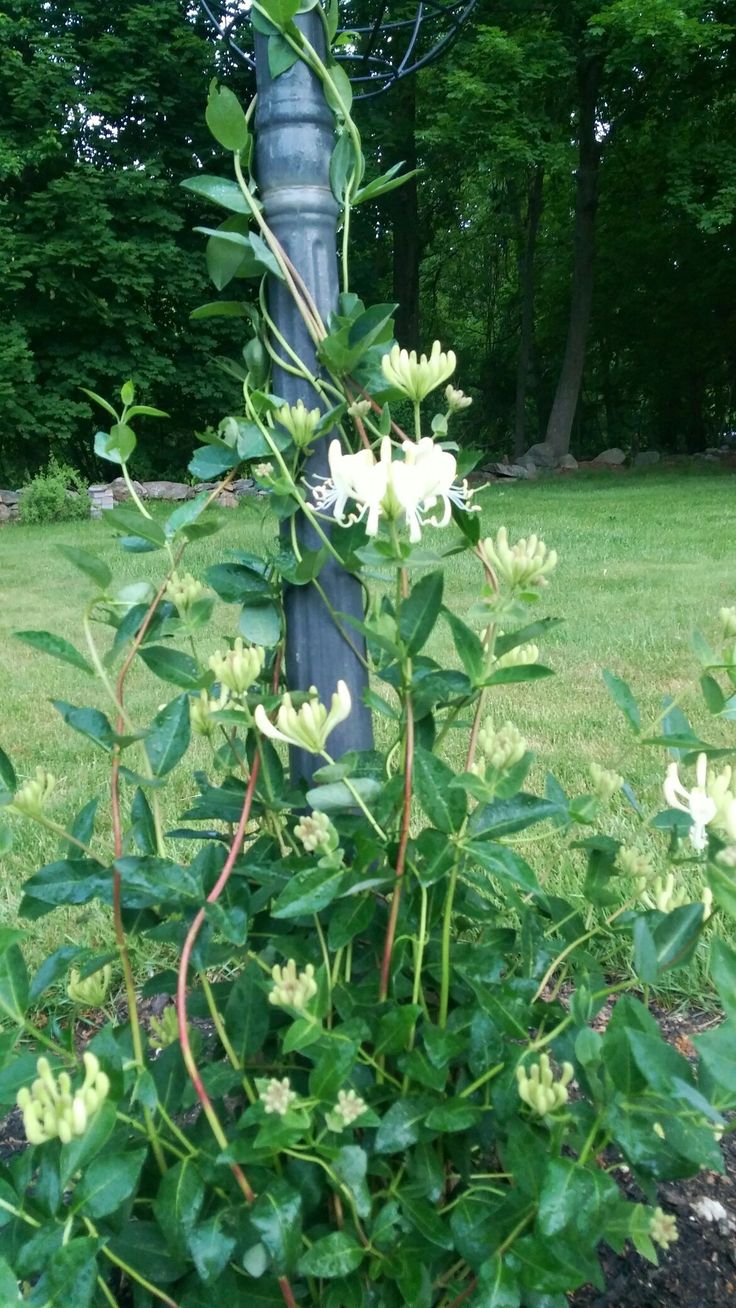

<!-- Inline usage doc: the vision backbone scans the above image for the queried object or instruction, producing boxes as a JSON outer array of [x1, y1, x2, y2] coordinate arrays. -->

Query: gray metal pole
[[254, 15, 373, 787]]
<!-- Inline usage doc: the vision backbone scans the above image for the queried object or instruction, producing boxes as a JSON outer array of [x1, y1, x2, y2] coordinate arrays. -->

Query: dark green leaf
[[188, 443, 241, 479], [298, 1231, 364, 1278], [21, 860, 111, 916], [225, 966, 270, 1060], [105, 505, 166, 546], [272, 863, 345, 919], [475, 1254, 521, 1307], [206, 79, 249, 152], [207, 562, 272, 604], [15, 630, 93, 675], [251, 1180, 302, 1275], [139, 646, 207, 690], [603, 669, 641, 734], [52, 701, 114, 751], [374, 1097, 433, 1154], [57, 545, 112, 590], [108, 1222, 187, 1284], [145, 695, 191, 777], [710, 937, 736, 1019], [469, 793, 563, 839], [0, 746, 16, 792], [188, 1219, 236, 1282], [399, 571, 444, 655], [182, 174, 251, 214], [26, 1237, 98, 1308], [463, 841, 544, 898], [95, 423, 136, 465], [153, 1159, 205, 1258], [0, 939, 28, 1022], [239, 602, 281, 647], [413, 746, 467, 833], [74, 1150, 146, 1218]]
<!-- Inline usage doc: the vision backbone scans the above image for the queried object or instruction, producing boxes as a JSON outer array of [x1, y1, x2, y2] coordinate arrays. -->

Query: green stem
[[84, 1218, 179, 1307], [459, 1061, 505, 1100], [439, 860, 460, 1027]]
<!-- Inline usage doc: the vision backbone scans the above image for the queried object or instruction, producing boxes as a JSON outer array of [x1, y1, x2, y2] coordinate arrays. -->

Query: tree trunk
[[390, 77, 420, 351], [544, 57, 603, 459], [514, 165, 544, 457]]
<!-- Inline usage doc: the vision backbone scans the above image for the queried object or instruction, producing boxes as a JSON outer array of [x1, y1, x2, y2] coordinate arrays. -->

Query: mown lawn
[[1, 468, 735, 998]]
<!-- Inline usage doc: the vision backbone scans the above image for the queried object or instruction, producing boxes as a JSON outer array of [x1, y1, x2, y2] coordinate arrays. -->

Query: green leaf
[[305, 777, 381, 813], [145, 695, 191, 777], [701, 673, 726, 714], [74, 1150, 146, 1219], [258, 0, 300, 26], [374, 1096, 432, 1154], [207, 561, 271, 604], [20, 860, 111, 917], [603, 669, 641, 734], [399, 571, 444, 654], [324, 63, 353, 117], [106, 504, 166, 546], [537, 1157, 618, 1239], [225, 966, 270, 1060], [94, 423, 136, 465], [469, 793, 562, 839], [251, 1180, 302, 1275], [462, 841, 544, 899], [333, 1145, 371, 1219], [425, 1099, 482, 1133], [327, 894, 375, 949], [190, 299, 251, 320], [182, 174, 251, 214], [707, 860, 736, 918], [330, 131, 356, 204], [0, 938, 29, 1023], [0, 746, 16, 792], [52, 701, 114, 752], [206, 79, 250, 152], [298, 1231, 364, 1278], [272, 863, 345, 919], [188, 1219, 236, 1283], [510, 1231, 602, 1294], [268, 32, 300, 77], [413, 746, 467, 833], [138, 646, 208, 690], [188, 444, 241, 480], [165, 493, 213, 539], [80, 386, 118, 419], [240, 602, 281, 648], [57, 545, 112, 590], [0, 1256, 19, 1304], [651, 902, 704, 972], [108, 1222, 187, 1284], [443, 609, 485, 683], [354, 162, 420, 206], [26, 1237, 98, 1308], [710, 937, 736, 1019], [475, 1254, 521, 1307], [153, 1159, 205, 1258], [113, 856, 202, 909], [633, 916, 658, 984], [126, 404, 168, 420], [15, 630, 93, 676]]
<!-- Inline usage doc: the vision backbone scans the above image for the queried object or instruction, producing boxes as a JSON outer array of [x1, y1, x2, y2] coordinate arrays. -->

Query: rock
[[0, 503, 10, 523], [217, 490, 239, 509], [491, 462, 530, 480], [138, 481, 194, 501], [592, 447, 626, 466], [556, 454, 578, 470], [521, 441, 555, 468], [232, 478, 255, 495], [193, 482, 217, 494], [633, 450, 660, 467], [0, 490, 19, 505], [89, 485, 115, 516], [108, 476, 145, 502]]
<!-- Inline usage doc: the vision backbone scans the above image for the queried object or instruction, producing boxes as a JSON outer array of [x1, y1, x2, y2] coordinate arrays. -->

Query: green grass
[[1, 469, 735, 1000]]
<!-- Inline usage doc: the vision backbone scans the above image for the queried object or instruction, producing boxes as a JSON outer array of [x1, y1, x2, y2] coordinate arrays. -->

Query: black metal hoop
[[198, 0, 476, 95]]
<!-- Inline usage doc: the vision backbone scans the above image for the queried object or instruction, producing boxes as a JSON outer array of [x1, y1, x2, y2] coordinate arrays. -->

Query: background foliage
[[2, 0, 735, 476]]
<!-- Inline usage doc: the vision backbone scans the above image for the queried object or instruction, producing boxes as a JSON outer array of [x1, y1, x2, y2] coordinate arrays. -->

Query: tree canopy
[[1, 0, 734, 479]]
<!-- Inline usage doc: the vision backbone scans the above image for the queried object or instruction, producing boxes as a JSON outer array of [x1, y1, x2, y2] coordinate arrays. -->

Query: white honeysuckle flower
[[516, 1054, 573, 1116], [294, 811, 333, 853], [707, 765, 736, 837], [254, 681, 351, 755], [663, 754, 717, 852], [479, 527, 558, 590], [589, 762, 624, 803], [208, 638, 265, 697], [11, 768, 55, 819], [399, 436, 476, 536], [268, 960, 318, 1011], [260, 1077, 297, 1116], [381, 340, 457, 404], [445, 384, 472, 412], [312, 441, 378, 524], [649, 1207, 678, 1250]]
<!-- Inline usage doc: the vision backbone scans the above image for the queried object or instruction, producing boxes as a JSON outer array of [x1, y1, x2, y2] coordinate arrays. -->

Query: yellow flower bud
[[255, 682, 351, 755], [208, 638, 265, 697], [650, 1207, 677, 1250], [720, 607, 736, 639], [590, 762, 624, 803], [150, 1006, 180, 1051], [445, 384, 472, 412], [276, 399, 321, 449], [476, 719, 526, 772], [381, 340, 457, 404], [164, 571, 206, 614], [616, 846, 655, 880], [268, 960, 318, 1011], [516, 1054, 573, 1116], [67, 964, 112, 1009], [493, 642, 539, 672], [479, 527, 557, 591], [11, 768, 55, 819]]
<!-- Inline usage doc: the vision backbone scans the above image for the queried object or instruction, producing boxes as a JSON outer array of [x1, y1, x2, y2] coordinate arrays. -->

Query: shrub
[[19, 457, 89, 524]]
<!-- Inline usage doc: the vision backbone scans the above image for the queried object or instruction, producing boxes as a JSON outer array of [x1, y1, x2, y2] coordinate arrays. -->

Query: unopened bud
[[11, 768, 55, 819], [590, 762, 623, 803]]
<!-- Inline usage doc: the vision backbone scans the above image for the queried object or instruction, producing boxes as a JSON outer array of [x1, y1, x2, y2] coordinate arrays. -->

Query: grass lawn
[[1, 468, 735, 1000]]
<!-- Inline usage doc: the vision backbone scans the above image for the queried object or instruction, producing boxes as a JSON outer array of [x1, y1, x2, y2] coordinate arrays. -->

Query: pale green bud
[[17, 1053, 109, 1146], [11, 768, 55, 819], [720, 607, 736, 639], [259, 1076, 297, 1116], [208, 637, 265, 697], [150, 1006, 179, 1051], [326, 1088, 367, 1132], [493, 642, 539, 672], [347, 398, 372, 420], [707, 765, 736, 833], [445, 384, 472, 413], [649, 1207, 677, 1250], [268, 959, 318, 1011], [479, 527, 557, 590], [190, 690, 216, 737], [617, 846, 655, 880], [589, 762, 624, 803], [639, 872, 689, 914], [67, 964, 112, 1009], [381, 340, 457, 404], [164, 571, 206, 614], [253, 461, 274, 480], [277, 400, 321, 449], [476, 719, 526, 772], [294, 810, 335, 853], [516, 1054, 573, 1116]]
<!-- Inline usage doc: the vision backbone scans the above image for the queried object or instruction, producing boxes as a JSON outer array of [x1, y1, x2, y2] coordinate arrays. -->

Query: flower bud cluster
[[616, 846, 655, 880], [589, 762, 624, 803], [277, 400, 321, 449], [294, 810, 336, 853], [516, 1054, 573, 1116], [650, 1207, 678, 1250], [11, 768, 55, 819], [325, 1088, 368, 1132], [637, 872, 713, 920], [347, 398, 372, 420], [208, 638, 265, 697], [17, 1053, 110, 1146], [255, 682, 351, 755], [707, 765, 736, 838], [164, 571, 205, 614], [474, 720, 526, 774], [720, 607, 736, 639], [150, 1006, 179, 1051], [493, 642, 539, 672], [269, 960, 318, 1012], [479, 527, 558, 591], [67, 964, 112, 1008], [381, 340, 456, 404], [260, 1077, 297, 1116], [444, 384, 472, 413]]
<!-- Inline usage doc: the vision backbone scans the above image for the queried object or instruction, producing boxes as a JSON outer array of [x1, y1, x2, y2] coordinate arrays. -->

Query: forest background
[[1, 0, 734, 484]]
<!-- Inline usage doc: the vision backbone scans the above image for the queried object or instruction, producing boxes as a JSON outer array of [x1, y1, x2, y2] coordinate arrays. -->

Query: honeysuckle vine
[[2, 4, 736, 1305]]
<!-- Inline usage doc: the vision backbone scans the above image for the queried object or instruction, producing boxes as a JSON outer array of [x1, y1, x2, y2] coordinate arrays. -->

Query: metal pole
[[254, 15, 373, 787]]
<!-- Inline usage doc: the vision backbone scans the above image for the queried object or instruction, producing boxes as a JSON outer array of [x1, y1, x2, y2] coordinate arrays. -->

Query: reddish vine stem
[[444, 1278, 477, 1308]]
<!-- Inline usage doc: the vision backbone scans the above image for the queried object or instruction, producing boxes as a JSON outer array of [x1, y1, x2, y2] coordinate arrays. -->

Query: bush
[[19, 457, 89, 524]]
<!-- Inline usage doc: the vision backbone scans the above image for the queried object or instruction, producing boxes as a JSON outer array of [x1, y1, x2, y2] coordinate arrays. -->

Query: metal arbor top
[[199, 0, 476, 95]]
